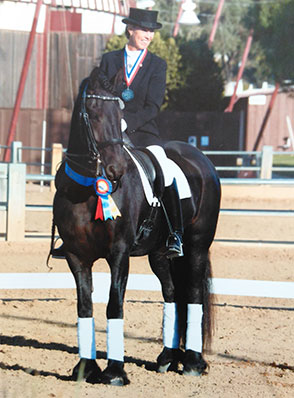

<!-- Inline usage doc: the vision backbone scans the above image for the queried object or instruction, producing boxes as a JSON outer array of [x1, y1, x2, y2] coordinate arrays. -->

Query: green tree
[[169, 37, 224, 111], [204, 1, 254, 84], [247, 0, 294, 84]]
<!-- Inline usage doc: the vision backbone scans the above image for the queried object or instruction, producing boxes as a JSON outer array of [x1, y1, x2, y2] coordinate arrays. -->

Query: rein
[[66, 82, 125, 177]]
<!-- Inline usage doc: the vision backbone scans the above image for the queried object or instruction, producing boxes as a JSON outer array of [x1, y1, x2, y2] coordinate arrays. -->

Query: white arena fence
[[1, 273, 294, 302]]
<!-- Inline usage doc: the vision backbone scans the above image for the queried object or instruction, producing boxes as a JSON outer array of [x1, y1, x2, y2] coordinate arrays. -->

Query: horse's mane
[[88, 67, 120, 96], [70, 67, 119, 133]]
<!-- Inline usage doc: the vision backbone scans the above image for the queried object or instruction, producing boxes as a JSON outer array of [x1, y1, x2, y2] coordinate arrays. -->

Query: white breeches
[[147, 145, 175, 187]]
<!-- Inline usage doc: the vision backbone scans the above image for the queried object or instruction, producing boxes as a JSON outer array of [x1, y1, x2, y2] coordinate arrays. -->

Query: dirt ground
[[0, 183, 294, 397]]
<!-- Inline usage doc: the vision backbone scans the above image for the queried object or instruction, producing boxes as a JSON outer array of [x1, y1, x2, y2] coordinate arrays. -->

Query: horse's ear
[[113, 69, 124, 92], [88, 67, 102, 90], [89, 67, 118, 95]]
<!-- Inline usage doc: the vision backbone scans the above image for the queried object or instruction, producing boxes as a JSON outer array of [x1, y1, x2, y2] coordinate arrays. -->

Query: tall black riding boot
[[161, 179, 184, 259], [51, 242, 65, 259]]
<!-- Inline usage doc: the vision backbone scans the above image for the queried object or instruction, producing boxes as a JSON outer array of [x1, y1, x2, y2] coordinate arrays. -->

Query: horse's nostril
[[106, 164, 122, 181]]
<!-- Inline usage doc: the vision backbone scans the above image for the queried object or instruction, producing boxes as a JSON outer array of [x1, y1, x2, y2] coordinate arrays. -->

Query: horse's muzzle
[[105, 164, 124, 182]]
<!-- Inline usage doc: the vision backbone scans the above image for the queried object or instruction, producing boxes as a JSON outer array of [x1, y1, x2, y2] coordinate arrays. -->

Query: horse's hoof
[[157, 363, 172, 373], [109, 377, 125, 386], [183, 368, 202, 376], [182, 350, 207, 376], [100, 360, 130, 386], [156, 347, 183, 373], [72, 358, 101, 383]]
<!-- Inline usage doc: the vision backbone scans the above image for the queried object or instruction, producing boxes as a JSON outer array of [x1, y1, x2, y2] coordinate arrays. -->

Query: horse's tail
[[46, 219, 56, 270], [202, 253, 215, 353]]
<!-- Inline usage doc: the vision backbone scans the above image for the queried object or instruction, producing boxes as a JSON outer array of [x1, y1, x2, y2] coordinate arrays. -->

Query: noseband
[[66, 82, 125, 177]]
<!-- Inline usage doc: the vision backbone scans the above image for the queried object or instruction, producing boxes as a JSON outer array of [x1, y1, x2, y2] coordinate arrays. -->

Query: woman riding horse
[[52, 8, 183, 259]]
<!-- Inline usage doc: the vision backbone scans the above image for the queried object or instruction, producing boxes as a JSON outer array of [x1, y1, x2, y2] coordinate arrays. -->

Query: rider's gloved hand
[[121, 118, 127, 132]]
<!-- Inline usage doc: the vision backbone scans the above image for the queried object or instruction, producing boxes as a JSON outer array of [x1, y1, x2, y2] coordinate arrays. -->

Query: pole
[[208, 0, 225, 48], [40, 6, 51, 189], [252, 83, 280, 151], [225, 29, 253, 113], [4, 0, 43, 162], [173, 0, 184, 37]]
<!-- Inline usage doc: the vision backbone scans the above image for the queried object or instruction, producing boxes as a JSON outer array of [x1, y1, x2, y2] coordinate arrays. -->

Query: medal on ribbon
[[122, 48, 147, 102], [94, 177, 121, 221], [122, 88, 134, 102]]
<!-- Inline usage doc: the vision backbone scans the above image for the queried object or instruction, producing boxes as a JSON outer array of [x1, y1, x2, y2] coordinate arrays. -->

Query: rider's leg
[[162, 178, 184, 258], [51, 240, 65, 258], [147, 145, 184, 258]]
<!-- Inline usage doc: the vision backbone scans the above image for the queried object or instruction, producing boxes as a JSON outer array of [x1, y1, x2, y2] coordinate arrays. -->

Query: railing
[[204, 145, 294, 179], [0, 142, 63, 241], [1, 142, 294, 241], [3, 141, 294, 180]]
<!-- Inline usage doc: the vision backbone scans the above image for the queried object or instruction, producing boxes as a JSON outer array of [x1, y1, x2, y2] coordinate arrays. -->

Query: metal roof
[[5, 0, 133, 16]]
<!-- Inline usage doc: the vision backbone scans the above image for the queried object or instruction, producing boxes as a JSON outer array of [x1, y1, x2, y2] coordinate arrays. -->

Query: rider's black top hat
[[122, 8, 162, 30]]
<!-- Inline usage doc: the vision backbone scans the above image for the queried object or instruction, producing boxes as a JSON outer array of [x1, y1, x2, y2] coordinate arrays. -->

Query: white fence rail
[[4, 141, 294, 178], [1, 273, 294, 301]]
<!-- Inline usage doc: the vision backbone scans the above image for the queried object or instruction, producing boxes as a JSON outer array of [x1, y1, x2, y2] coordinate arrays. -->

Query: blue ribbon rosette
[[94, 177, 121, 220]]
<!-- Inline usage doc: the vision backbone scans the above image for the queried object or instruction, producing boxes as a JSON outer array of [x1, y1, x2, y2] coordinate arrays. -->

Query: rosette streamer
[[94, 177, 121, 221], [65, 162, 121, 221]]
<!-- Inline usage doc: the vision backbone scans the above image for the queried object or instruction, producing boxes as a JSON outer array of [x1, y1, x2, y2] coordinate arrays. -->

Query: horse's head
[[85, 67, 127, 182], [68, 67, 127, 183]]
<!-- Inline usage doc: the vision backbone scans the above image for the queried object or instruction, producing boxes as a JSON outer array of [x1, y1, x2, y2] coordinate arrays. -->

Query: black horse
[[50, 67, 221, 385]]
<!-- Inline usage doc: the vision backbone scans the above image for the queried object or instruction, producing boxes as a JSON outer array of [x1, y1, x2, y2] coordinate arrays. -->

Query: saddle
[[130, 147, 165, 200], [123, 135, 165, 248], [122, 133, 165, 200]]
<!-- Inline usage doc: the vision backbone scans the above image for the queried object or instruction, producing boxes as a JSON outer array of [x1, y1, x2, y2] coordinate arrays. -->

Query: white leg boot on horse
[[157, 302, 183, 373]]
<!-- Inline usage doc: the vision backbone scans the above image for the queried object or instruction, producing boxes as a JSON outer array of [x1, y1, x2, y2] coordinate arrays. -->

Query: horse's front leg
[[100, 250, 130, 386], [67, 254, 101, 383]]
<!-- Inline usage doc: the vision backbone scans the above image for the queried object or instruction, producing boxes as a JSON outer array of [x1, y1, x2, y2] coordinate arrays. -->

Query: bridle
[[66, 81, 125, 177]]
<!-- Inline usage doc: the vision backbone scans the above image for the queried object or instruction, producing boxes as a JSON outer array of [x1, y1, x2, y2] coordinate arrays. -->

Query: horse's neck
[[67, 108, 88, 155]]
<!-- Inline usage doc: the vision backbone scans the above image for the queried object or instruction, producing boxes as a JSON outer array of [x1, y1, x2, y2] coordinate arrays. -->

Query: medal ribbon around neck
[[124, 48, 147, 88]]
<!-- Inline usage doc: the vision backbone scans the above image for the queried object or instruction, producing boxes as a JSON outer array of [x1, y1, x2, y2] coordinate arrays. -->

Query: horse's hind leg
[[67, 254, 101, 383], [149, 246, 213, 376], [178, 245, 214, 376], [148, 252, 183, 373]]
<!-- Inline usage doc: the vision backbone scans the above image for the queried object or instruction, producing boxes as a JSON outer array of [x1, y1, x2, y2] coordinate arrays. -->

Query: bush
[[169, 38, 224, 111]]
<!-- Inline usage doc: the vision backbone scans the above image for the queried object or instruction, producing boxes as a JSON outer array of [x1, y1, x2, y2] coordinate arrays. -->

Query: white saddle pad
[[124, 146, 191, 206]]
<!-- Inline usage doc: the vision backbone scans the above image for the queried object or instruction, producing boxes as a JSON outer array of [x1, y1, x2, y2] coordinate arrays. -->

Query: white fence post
[[11, 141, 22, 163], [260, 146, 273, 179], [7, 163, 26, 241], [50, 143, 63, 192], [0, 163, 8, 235]]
